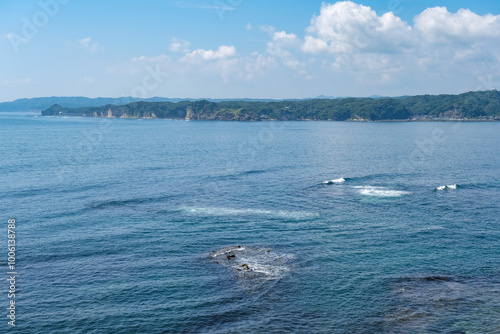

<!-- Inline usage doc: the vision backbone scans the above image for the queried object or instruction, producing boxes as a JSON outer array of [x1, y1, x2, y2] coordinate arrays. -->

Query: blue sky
[[1, 0, 500, 102]]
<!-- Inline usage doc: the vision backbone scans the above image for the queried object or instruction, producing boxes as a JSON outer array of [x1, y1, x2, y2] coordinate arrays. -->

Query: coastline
[[38, 114, 500, 122]]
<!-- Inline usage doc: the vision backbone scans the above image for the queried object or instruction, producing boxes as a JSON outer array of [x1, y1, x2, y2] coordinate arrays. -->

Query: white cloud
[[267, 31, 300, 57], [414, 7, 500, 43], [294, 1, 500, 88], [258, 25, 276, 35], [104, 3, 500, 98], [264, 30, 309, 75], [181, 45, 237, 63], [108, 48, 273, 86], [79, 37, 100, 51], [242, 52, 276, 79], [302, 36, 329, 54], [169, 38, 191, 53], [303, 1, 412, 54]]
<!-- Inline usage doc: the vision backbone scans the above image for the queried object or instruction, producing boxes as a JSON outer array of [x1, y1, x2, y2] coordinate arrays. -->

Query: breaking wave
[[322, 178, 347, 184], [435, 184, 458, 191]]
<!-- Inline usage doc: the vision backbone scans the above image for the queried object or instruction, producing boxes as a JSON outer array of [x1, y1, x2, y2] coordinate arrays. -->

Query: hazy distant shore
[[38, 90, 500, 122]]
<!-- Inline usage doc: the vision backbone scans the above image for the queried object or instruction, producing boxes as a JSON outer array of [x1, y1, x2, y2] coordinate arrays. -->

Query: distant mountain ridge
[[0, 96, 280, 112], [0, 95, 395, 112]]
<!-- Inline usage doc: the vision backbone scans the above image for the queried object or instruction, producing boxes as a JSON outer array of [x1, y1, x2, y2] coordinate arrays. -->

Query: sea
[[1, 112, 499, 333]]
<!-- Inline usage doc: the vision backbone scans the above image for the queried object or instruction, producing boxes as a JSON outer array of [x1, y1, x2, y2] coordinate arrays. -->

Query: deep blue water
[[1, 113, 499, 333]]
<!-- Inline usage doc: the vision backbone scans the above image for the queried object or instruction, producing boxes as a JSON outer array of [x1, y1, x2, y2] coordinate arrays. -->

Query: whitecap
[[323, 178, 346, 184], [435, 184, 457, 191]]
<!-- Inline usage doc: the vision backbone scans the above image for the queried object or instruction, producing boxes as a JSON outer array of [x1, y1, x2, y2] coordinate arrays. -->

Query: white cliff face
[[185, 106, 193, 120]]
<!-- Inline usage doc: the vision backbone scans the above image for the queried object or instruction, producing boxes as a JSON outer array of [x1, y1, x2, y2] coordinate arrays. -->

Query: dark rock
[[227, 254, 236, 260], [421, 276, 452, 282]]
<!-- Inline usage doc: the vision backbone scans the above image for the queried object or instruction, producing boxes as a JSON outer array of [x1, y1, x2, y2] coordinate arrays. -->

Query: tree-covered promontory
[[42, 90, 500, 121]]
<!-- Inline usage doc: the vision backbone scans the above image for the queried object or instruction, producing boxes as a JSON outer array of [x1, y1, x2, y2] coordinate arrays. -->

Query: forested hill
[[42, 90, 500, 121]]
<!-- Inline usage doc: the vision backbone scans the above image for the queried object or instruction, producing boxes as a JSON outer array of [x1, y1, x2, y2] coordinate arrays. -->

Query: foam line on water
[[180, 206, 319, 219], [353, 186, 411, 197]]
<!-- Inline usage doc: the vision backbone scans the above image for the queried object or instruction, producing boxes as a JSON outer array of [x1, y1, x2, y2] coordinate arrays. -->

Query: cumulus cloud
[[267, 31, 300, 57], [303, 1, 412, 54], [265, 30, 308, 75], [414, 7, 500, 43], [106, 2, 500, 97], [295, 0, 500, 86], [302, 1, 500, 57], [181, 45, 237, 63]]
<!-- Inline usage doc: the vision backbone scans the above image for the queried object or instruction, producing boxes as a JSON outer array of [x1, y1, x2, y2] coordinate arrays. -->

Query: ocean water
[[1, 113, 499, 333]]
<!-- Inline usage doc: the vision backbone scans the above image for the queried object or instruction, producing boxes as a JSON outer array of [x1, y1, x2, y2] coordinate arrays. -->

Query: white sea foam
[[210, 246, 295, 280], [435, 184, 457, 191], [210, 246, 246, 258], [354, 186, 411, 197], [181, 206, 318, 219], [323, 178, 346, 184]]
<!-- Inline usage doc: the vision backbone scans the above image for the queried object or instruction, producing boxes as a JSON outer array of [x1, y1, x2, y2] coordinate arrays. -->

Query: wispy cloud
[[169, 38, 191, 53], [79, 37, 100, 51], [1, 78, 36, 86], [167, 0, 235, 11]]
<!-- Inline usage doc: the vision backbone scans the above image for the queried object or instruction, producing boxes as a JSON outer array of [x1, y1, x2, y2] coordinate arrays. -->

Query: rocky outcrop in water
[[209, 246, 294, 280]]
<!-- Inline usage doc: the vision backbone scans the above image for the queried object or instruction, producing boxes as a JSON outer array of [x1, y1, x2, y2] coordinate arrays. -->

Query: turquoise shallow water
[[1, 113, 499, 333]]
